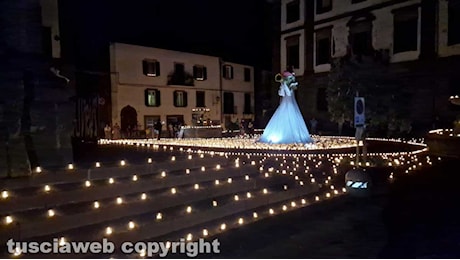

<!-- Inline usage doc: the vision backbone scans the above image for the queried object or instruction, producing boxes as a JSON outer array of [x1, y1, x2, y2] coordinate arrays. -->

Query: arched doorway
[[120, 105, 137, 137]]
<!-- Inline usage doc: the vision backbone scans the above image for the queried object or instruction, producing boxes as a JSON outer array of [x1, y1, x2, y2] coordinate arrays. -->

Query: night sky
[[59, 0, 276, 71]]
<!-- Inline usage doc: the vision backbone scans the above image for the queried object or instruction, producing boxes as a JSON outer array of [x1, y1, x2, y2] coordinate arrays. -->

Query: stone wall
[[0, 0, 75, 177]]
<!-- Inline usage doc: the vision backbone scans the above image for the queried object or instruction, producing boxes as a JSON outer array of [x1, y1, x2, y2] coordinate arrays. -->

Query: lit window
[[193, 65, 207, 81], [174, 91, 188, 107], [145, 89, 161, 107], [143, 59, 160, 77]]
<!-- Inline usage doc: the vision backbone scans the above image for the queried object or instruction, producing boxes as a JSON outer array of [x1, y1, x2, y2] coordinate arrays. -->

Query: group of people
[[238, 120, 255, 137], [104, 123, 143, 139], [103, 120, 186, 140], [147, 119, 185, 140], [104, 123, 120, 139]]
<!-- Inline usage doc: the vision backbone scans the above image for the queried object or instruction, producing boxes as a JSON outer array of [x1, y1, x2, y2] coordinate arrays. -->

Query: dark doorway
[[120, 105, 137, 134]]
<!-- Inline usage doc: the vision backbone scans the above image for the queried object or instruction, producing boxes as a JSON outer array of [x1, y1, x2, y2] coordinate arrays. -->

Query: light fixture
[[5, 215, 13, 225], [105, 227, 113, 235], [47, 209, 55, 217], [128, 221, 135, 229]]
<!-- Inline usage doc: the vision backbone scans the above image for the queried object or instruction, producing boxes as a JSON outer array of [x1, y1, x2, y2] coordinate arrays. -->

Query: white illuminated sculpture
[[259, 70, 312, 144]]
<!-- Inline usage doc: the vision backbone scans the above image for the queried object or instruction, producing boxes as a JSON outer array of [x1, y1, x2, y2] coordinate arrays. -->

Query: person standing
[[112, 123, 121, 139], [104, 124, 112, 139], [154, 119, 163, 140], [248, 120, 254, 137]]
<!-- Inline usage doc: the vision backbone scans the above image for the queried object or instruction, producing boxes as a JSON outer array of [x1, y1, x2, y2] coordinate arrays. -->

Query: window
[[244, 68, 251, 82], [286, 35, 300, 69], [196, 91, 205, 107], [223, 65, 234, 79], [145, 115, 160, 129], [193, 65, 207, 80], [244, 93, 252, 114], [143, 59, 160, 77], [448, 0, 460, 45], [315, 27, 331, 65], [174, 90, 188, 107], [223, 92, 234, 114], [316, 0, 332, 14], [286, 0, 300, 24], [349, 21, 373, 58], [145, 89, 161, 107], [393, 8, 418, 53], [316, 88, 328, 112]]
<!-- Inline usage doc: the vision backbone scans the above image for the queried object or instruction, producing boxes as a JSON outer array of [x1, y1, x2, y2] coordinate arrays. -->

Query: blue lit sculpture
[[258, 71, 313, 144]]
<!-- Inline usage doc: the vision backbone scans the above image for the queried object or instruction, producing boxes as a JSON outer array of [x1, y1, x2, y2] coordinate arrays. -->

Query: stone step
[[19, 184, 321, 258], [0, 162, 256, 214], [0, 155, 230, 190], [0, 174, 288, 243]]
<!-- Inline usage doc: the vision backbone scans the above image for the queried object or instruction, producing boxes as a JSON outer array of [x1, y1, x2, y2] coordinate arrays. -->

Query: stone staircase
[[0, 147, 346, 258]]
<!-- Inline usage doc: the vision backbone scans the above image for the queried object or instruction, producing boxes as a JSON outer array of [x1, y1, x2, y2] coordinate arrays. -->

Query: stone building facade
[[110, 43, 255, 133], [277, 0, 460, 134]]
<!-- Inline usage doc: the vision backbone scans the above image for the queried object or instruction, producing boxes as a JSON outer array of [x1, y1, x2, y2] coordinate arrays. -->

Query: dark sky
[[60, 0, 276, 71]]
